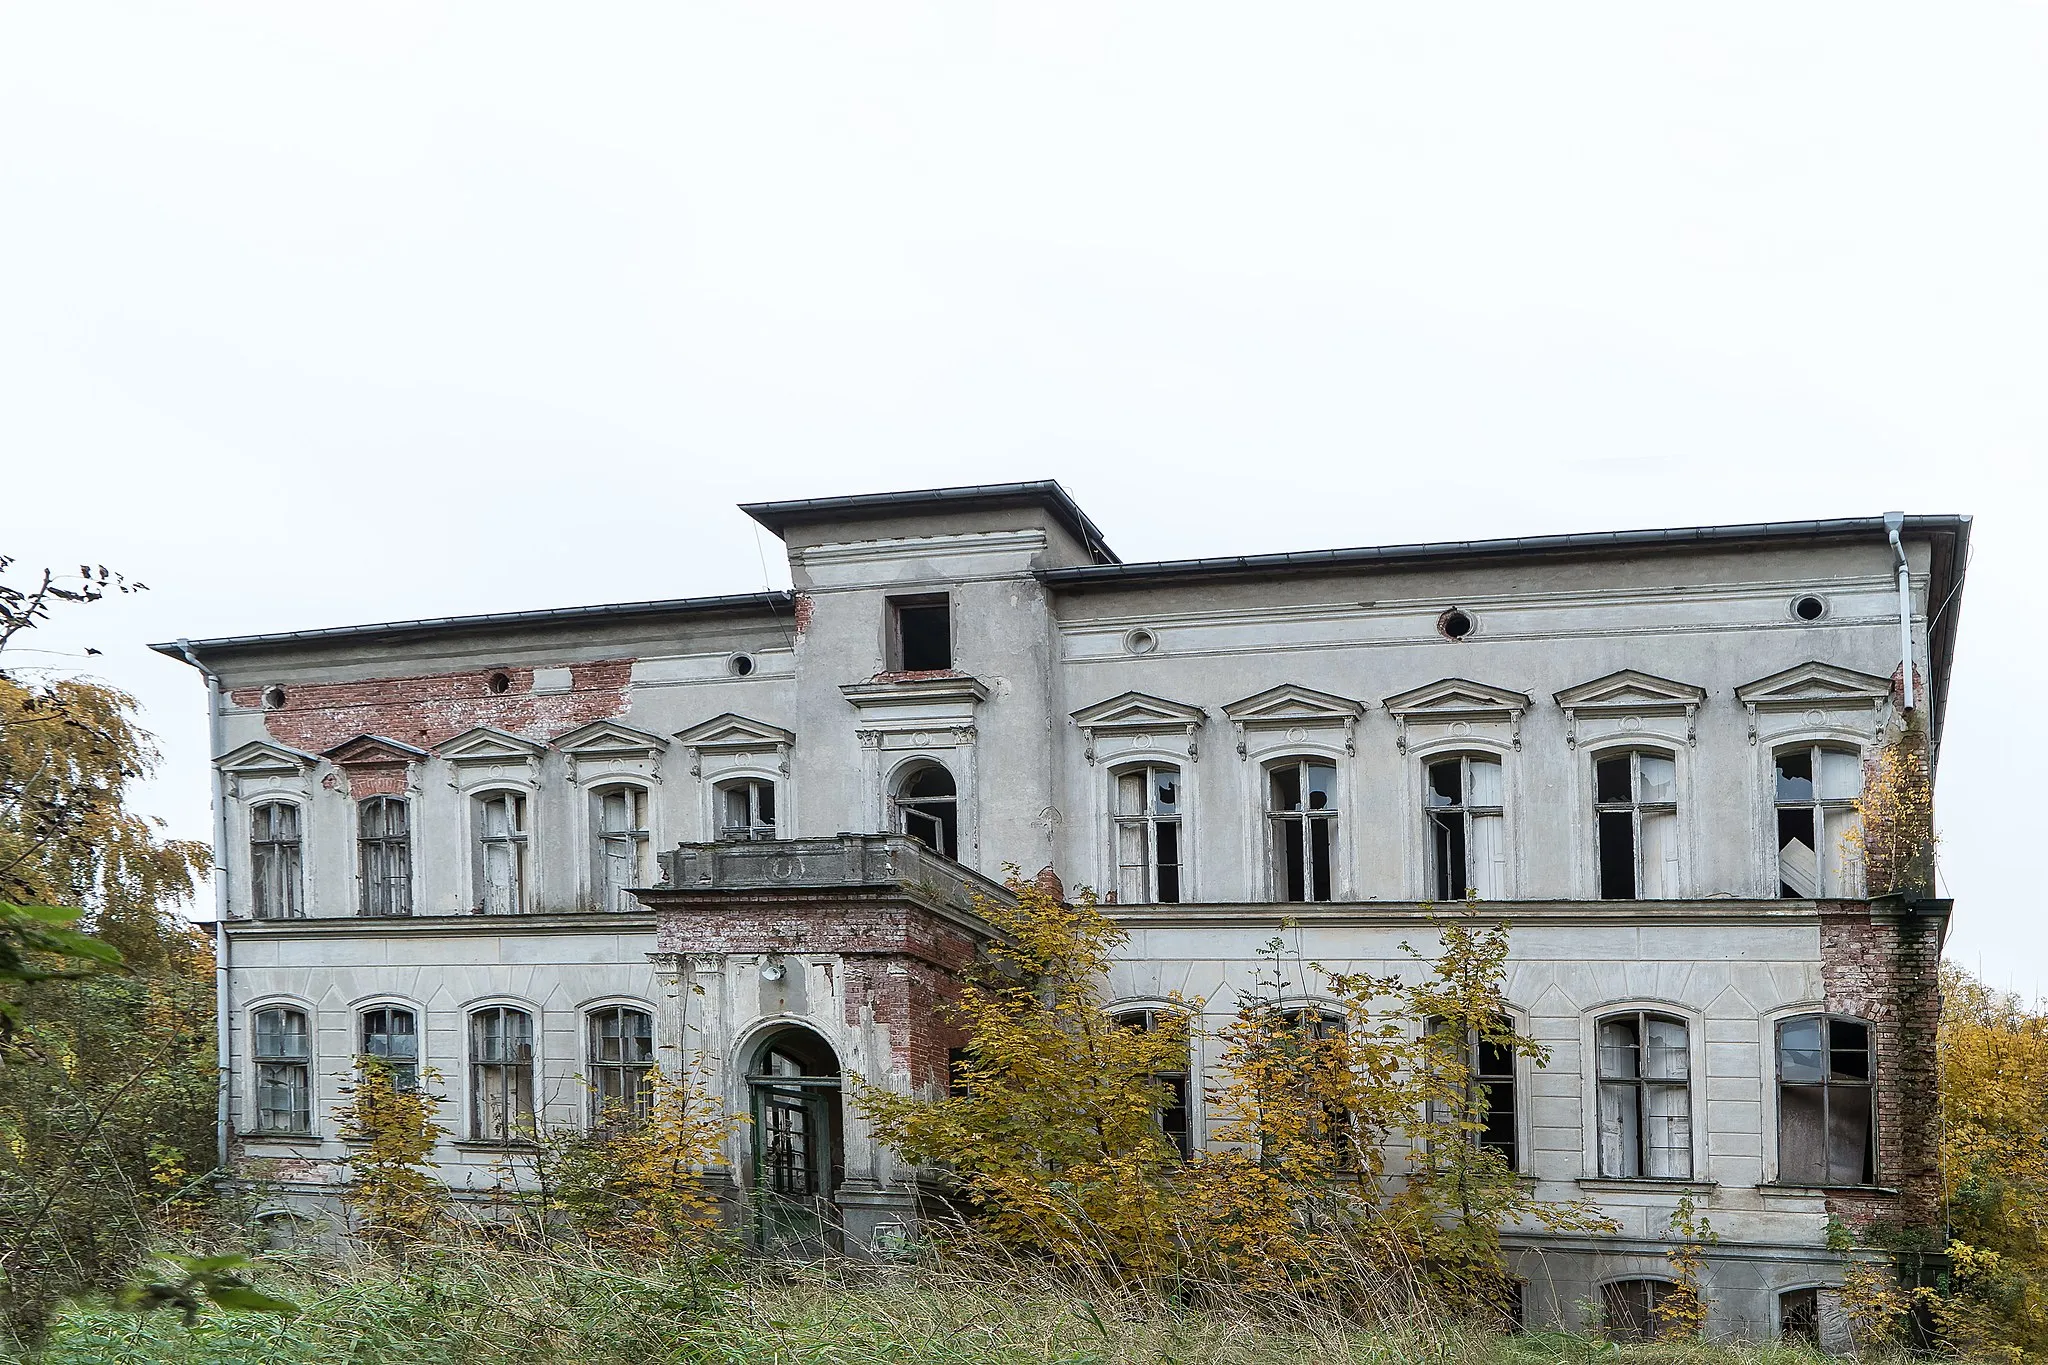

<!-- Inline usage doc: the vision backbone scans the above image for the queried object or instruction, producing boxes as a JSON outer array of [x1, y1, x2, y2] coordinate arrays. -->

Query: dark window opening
[[487, 671, 511, 695], [251, 801, 303, 920], [1793, 594, 1828, 622], [1602, 1280, 1671, 1343], [1113, 764, 1183, 905], [1429, 1015, 1519, 1169], [262, 685, 287, 710], [895, 763, 959, 860], [1594, 750, 1678, 899], [729, 653, 756, 676], [1112, 1008, 1192, 1158], [1775, 744, 1863, 898], [1269, 759, 1338, 902], [1780, 1288, 1821, 1344], [1426, 755, 1504, 901], [358, 796, 412, 917], [360, 1006, 419, 1091], [1438, 608, 1475, 639], [1777, 1014, 1875, 1185], [717, 778, 778, 841], [891, 596, 952, 671]]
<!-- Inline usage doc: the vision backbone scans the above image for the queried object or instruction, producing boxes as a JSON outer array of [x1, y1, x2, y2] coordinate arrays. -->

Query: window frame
[[590, 782, 653, 911], [1590, 745, 1683, 900], [356, 795, 413, 917], [1109, 762, 1184, 905], [1265, 755, 1341, 903], [467, 1003, 539, 1144], [1592, 1008, 1695, 1180], [585, 1002, 657, 1126], [1422, 751, 1507, 902], [887, 592, 953, 672], [1599, 1278, 1676, 1343], [472, 788, 531, 915], [1109, 1004, 1194, 1158], [249, 1002, 314, 1137], [892, 759, 959, 861], [357, 1001, 422, 1092], [714, 776, 779, 842], [249, 798, 305, 920], [1773, 1011, 1878, 1187], [1427, 1013, 1523, 1171], [1771, 741, 1865, 899]]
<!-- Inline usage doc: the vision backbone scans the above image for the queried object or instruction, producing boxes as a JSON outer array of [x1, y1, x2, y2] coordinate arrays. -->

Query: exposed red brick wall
[[792, 593, 813, 638], [1818, 899, 1946, 1236], [845, 959, 967, 1092], [327, 765, 408, 798], [234, 661, 632, 755]]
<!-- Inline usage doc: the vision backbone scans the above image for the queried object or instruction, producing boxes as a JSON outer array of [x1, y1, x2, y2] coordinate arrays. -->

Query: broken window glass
[[475, 791, 529, 914], [1596, 1011, 1692, 1178], [1112, 764, 1183, 904], [1779, 1288, 1821, 1344], [357, 796, 412, 917], [250, 800, 304, 920], [470, 1006, 536, 1142], [1112, 1007, 1192, 1156], [253, 1005, 312, 1135], [1595, 750, 1680, 899], [1777, 1014, 1875, 1185], [587, 1005, 655, 1124], [1775, 744, 1864, 897], [1426, 754, 1505, 900], [716, 777, 777, 843], [359, 1006, 419, 1091], [1269, 758, 1338, 902], [894, 762, 959, 860], [593, 785, 651, 910]]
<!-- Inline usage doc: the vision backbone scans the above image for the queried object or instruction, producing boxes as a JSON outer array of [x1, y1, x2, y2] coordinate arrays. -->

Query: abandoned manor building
[[157, 482, 1969, 1341]]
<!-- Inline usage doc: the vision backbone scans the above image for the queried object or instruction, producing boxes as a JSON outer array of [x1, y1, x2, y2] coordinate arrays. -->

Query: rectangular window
[[360, 1006, 419, 1091], [1775, 745, 1864, 897], [1112, 765, 1182, 904], [1595, 751, 1679, 899], [1778, 1015, 1875, 1185], [1269, 759, 1338, 902], [470, 1006, 536, 1142], [476, 792, 529, 914], [587, 1006, 656, 1123], [1602, 1280, 1670, 1343], [253, 1006, 312, 1135], [358, 797, 412, 917], [889, 595, 952, 672], [1596, 1012, 1692, 1178], [1112, 1008, 1192, 1157], [1426, 755, 1505, 900], [250, 801, 304, 919], [1428, 1017, 1519, 1169], [717, 778, 778, 841], [594, 786, 650, 911]]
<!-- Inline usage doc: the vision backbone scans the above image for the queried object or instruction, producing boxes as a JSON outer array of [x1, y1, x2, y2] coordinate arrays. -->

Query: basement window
[[890, 595, 952, 672], [1601, 1280, 1673, 1343]]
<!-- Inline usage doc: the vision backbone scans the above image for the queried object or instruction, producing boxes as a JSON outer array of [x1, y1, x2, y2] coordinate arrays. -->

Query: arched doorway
[[745, 1024, 844, 1254]]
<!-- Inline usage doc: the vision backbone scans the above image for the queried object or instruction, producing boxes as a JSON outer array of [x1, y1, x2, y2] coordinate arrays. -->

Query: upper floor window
[[1596, 1011, 1692, 1178], [475, 791, 529, 914], [360, 1005, 419, 1091], [252, 1005, 311, 1135], [470, 1005, 536, 1142], [593, 785, 650, 912], [894, 762, 958, 860], [1268, 758, 1337, 902], [250, 800, 304, 920], [1595, 750, 1679, 899], [358, 796, 412, 917], [889, 594, 951, 671], [1111, 1007, 1191, 1157], [587, 1005, 655, 1124], [1112, 764, 1182, 904], [1774, 745, 1864, 898], [1778, 1014, 1874, 1186], [716, 777, 778, 842], [1426, 755, 1504, 901], [1430, 1015, 1519, 1168]]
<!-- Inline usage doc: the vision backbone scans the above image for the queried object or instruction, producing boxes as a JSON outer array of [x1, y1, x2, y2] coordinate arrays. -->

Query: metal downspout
[[1883, 512, 1915, 712], [176, 639, 232, 1171]]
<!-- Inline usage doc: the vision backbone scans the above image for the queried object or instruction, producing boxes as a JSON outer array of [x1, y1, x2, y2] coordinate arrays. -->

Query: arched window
[[1779, 1288, 1822, 1344], [1268, 758, 1337, 902], [1774, 744, 1864, 897], [1778, 1014, 1874, 1185], [592, 785, 650, 911], [1596, 1011, 1691, 1178], [1282, 1007, 1352, 1154], [1111, 764, 1182, 904], [1601, 1279, 1674, 1343], [360, 1005, 419, 1091], [587, 1005, 655, 1123], [1594, 749, 1679, 899], [1425, 754, 1504, 900], [716, 777, 778, 842], [893, 763, 958, 860], [250, 800, 303, 920], [252, 1005, 311, 1135], [1111, 1007, 1191, 1157], [357, 796, 411, 917], [474, 791, 529, 914], [1429, 1015, 1519, 1168], [470, 1006, 536, 1142]]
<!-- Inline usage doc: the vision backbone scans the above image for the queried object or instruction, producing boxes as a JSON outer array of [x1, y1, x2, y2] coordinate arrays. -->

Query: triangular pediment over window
[[1553, 670, 1706, 715], [1735, 662, 1892, 710], [1381, 677, 1532, 721], [1221, 683, 1366, 726], [434, 727, 548, 765], [323, 734, 429, 766], [215, 739, 319, 776], [550, 718, 669, 760], [1071, 691, 1206, 763], [675, 712, 796, 751]]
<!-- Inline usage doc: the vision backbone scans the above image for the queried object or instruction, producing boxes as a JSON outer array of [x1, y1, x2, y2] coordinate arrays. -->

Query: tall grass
[[24, 1238, 1859, 1365]]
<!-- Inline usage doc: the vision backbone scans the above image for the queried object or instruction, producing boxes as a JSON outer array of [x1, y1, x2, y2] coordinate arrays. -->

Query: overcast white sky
[[3, 5, 2042, 993]]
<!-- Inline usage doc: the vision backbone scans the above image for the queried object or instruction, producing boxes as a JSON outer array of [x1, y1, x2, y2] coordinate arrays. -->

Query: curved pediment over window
[[1735, 661, 1893, 744], [1221, 683, 1366, 757], [1070, 691, 1205, 763], [1381, 677, 1533, 753], [1553, 670, 1707, 748]]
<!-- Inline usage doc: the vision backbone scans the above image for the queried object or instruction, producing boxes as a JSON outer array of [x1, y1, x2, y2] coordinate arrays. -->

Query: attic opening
[[889, 595, 951, 672], [1438, 609, 1475, 640], [487, 671, 511, 695]]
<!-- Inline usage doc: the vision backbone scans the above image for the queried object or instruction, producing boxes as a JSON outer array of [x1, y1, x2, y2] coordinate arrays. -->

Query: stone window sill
[[1576, 1178, 1718, 1194], [449, 1139, 539, 1153], [1759, 1182, 1900, 1197]]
